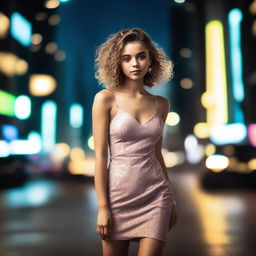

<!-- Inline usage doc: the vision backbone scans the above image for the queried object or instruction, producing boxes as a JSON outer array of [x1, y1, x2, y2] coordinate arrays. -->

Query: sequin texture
[[106, 94, 176, 243]]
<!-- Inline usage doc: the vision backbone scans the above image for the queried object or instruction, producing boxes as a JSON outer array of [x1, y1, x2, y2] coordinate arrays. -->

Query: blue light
[[210, 123, 247, 145], [228, 8, 245, 123], [70, 103, 83, 128], [10, 12, 32, 47], [174, 0, 185, 3], [41, 100, 57, 153], [228, 9, 244, 102], [5, 181, 55, 208], [15, 95, 31, 120], [2, 124, 18, 141], [59, 0, 71, 2]]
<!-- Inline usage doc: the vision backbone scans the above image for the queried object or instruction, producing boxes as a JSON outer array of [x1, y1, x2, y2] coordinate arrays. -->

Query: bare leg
[[101, 239, 130, 256], [137, 238, 165, 256]]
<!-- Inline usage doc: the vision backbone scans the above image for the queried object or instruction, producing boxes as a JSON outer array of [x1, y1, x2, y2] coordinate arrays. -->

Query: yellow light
[[54, 51, 66, 62], [0, 52, 16, 76], [249, 1, 256, 15], [68, 148, 95, 176], [29, 74, 57, 96], [204, 144, 216, 156], [180, 78, 193, 89], [179, 48, 192, 58], [228, 158, 252, 173], [163, 151, 185, 168], [68, 158, 95, 176], [70, 147, 85, 161], [248, 158, 256, 171], [193, 122, 210, 139], [45, 42, 58, 54], [15, 59, 28, 75], [88, 136, 94, 150], [201, 92, 214, 108], [45, 0, 60, 9], [163, 152, 177, 168], [0, 52, 28, 77], [165, 112, 180, 126], [32, 33, 43, 45], [50, 143, 70, 163], [183, 174, 237, 249], [206, 154, 229, 172], [0, 12, 9, 38], [35, 12, 48, 21], [228, 157, 238, 169], [236, 162, 248, 172], [48, 14, 61, 25], [205, 20, 228, 126]]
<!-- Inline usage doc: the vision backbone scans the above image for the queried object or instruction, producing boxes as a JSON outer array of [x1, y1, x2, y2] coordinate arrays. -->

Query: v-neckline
[[117, 107, 159, 126], [108, 90, 163, 126]]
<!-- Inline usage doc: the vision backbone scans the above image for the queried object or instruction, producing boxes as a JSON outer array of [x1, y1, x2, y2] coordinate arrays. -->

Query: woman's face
[[120, 41, 151, 81]]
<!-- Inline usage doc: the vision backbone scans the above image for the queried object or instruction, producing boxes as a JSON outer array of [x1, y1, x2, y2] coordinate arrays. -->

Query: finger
[[99, 225, 104, 236], [107, 219, 111, 236], [99, 224, 107, 240], [96, 225, 100, 235], [102, 225, 107, 236]]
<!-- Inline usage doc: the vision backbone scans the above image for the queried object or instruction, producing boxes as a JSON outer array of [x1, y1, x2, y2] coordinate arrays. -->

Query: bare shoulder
[[156, 95, 170, 113], [93, 89, 113, 108]]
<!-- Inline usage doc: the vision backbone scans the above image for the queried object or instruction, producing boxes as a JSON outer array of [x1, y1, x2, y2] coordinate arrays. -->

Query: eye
[[122, 57, 130, 62], [138, 55, 146, 60]]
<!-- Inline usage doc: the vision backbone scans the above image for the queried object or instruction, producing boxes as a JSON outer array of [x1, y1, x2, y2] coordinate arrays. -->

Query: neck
[[118, 78, 147, 95]]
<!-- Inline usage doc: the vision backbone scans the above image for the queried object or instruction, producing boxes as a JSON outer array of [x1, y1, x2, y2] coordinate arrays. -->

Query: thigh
[[101, 239, 130, 256], [138, 237, 165, 256]]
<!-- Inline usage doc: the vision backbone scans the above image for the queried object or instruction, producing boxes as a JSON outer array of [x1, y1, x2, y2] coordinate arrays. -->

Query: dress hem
[[106, 235, 166, 243]]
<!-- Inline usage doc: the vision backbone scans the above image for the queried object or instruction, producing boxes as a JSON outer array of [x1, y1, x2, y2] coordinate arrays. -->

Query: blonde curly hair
[[94, 27, 174, 88]]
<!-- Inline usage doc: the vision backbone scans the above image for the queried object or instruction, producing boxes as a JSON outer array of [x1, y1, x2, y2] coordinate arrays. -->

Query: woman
[[92, 27, 178, 256]]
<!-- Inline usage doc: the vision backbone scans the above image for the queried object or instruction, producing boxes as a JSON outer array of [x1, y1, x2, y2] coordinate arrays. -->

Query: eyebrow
[[121, 51, 147, 57]]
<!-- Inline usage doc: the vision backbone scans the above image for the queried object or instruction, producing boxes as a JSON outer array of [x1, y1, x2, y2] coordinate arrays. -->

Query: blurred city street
[[0, 166, 255, 256], [1, 0, 256, 255]]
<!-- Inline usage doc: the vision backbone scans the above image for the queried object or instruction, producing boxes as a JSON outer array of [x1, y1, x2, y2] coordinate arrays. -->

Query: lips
[[131, 70, 141, 74]]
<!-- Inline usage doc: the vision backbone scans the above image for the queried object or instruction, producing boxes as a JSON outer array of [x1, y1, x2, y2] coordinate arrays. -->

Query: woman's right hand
[[96, 206, 112, 240]]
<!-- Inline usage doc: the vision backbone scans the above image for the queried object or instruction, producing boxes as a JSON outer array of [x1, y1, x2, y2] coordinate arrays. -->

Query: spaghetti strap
[[107, 88, 119, 108], [155, 95, 158, 113]]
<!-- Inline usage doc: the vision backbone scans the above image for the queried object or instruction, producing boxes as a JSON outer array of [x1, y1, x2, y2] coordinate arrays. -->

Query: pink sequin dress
[[106, 89, 176, 242]]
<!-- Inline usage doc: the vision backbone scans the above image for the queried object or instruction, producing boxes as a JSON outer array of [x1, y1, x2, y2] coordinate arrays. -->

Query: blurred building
[[0, 0, 71, 183], [0, 0, 255, 186], [169, 0, 256, 184]]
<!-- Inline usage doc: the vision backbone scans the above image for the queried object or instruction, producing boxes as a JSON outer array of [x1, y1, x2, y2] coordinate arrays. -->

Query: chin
[[128, 74, 145, 80], [129, 77, 144, 81]]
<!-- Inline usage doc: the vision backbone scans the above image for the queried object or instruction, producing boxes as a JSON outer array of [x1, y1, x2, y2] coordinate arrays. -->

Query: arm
[[155, 96, 170, 183], [155, 97, 178, 230], [92, 89, 111, 209]]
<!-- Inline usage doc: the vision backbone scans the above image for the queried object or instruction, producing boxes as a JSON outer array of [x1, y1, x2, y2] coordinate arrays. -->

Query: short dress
[[106, 90, 176, 242]]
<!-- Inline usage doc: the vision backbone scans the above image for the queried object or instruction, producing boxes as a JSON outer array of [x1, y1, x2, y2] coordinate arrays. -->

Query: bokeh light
[[45, 0, 60, 9], [29, 74, 57, 96], [165, 112, 180, 126], [206, 154, 229, 172], [0, 12, 10, 38], [14, 95, 31, 120]]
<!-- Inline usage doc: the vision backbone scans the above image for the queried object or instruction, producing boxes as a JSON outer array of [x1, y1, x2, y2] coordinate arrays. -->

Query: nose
[[132, 57, 139, 67]]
